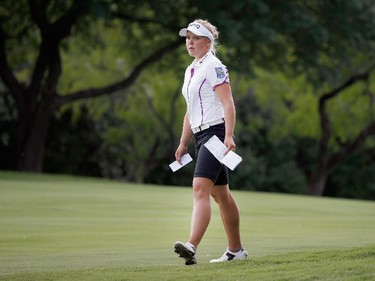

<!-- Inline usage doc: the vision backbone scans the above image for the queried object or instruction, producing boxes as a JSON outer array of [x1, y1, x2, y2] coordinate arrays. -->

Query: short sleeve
[[206, 61, 230, 90]]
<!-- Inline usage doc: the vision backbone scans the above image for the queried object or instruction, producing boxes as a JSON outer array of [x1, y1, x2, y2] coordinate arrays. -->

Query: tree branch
[[52, 1, 86, 41], [55, 39, 183, 106], [328, 120, 375, 171], [112, 11, 174, 31], [317, 63, 375, 166], [320, 63, 375, 103], [28, 0, 50, 35], [28, 0, 86, 101]]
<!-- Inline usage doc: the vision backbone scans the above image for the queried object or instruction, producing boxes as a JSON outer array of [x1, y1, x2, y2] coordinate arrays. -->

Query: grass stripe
[[0, 171, 374, 280]]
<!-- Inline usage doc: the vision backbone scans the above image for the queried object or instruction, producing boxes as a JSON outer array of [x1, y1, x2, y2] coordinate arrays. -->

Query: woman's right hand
[[175, 144, 188, 164]]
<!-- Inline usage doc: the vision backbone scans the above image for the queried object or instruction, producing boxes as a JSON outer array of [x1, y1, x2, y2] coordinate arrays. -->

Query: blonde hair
[[194, 19, 219, 55]]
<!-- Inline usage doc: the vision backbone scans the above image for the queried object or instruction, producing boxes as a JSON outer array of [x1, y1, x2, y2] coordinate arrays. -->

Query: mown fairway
[[0, 171, 374, 280]]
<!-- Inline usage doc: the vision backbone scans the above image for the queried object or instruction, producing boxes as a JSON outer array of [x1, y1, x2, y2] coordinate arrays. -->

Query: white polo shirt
[[182, 51, 230, 129]]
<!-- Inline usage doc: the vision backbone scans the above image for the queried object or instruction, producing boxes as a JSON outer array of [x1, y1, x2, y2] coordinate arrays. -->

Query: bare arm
[[215, 83, 236, 153], [175, 112, 193, 163]]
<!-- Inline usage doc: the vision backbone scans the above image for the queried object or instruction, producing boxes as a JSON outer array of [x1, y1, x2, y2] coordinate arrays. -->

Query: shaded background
[[0, 0, 374, 199]]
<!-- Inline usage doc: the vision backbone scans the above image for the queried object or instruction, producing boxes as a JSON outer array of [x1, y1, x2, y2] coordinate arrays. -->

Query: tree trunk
[[17, 97, 55, 172], [308, 168, 329, 196]]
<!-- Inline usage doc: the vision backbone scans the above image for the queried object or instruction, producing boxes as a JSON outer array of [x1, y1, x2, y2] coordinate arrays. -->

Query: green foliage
[[235, 66, 375, 148], [247, 68, 320, 140], [231, 69, 314, 194], [60, 19, 133, 95], [1, 4, 39, 83], [55, 15, 188, 181], [326, 153, 375, 199], [1, 0, 375, 199], [189, 0, 375, 75], [94, 66, 186, 182], [44, 107, 102, 177], [0, 92, 17, 170], [230, 65, 375, 198], [232, 128, 308, 194], [327, 79, 375, 147]]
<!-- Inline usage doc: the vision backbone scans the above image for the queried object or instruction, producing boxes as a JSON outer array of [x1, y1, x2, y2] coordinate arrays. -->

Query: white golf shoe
[[210, 248, 248, 263], [174, 241, 197, 265]]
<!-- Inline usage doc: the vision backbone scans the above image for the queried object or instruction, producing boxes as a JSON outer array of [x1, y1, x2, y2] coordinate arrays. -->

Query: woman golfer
[[174, 19, 247, 265]]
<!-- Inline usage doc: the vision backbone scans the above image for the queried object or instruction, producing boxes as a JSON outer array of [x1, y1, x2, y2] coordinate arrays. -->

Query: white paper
[[169, 153, 193, 172], [204, 135, 242, 170], [220, 150, 243, 170]]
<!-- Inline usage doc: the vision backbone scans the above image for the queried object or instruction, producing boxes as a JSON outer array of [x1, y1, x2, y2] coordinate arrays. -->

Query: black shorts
[[193, 123, 229, 185]]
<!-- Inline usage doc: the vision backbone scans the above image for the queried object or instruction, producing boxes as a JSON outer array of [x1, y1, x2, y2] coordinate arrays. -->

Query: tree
[[0, 0, 187, 171], [309, 65, 375, 195], [1, 0, 375, 199], [207, 0, 375, 196], [233, 64, 375, 197]]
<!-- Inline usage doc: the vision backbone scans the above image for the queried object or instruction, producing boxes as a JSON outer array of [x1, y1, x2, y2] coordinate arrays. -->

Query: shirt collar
[[193, 51, 213, 68]]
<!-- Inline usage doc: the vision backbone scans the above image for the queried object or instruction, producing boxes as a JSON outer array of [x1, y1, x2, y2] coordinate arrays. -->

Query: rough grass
[[0, 171, 374, 280]]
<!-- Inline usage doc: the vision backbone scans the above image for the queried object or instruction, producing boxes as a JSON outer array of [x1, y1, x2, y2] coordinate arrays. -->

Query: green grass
[[0, 171, 374, 280]]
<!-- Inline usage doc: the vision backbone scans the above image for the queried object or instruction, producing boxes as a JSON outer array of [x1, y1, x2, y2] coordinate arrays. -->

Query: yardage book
[[204, 135, 242, 170], [169, 153, 193, 172]]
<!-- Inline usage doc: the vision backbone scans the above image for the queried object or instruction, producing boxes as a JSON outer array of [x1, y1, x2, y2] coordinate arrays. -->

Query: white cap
[[179, 21, 214, 42]]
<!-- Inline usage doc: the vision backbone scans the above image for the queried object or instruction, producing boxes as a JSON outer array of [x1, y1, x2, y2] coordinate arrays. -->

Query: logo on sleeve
[[215, 67, 225, 79]]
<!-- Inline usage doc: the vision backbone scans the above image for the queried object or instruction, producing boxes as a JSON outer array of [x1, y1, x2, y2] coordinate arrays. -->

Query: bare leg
[[188, 177, 214, 249], [211, 185, 242, 250]]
